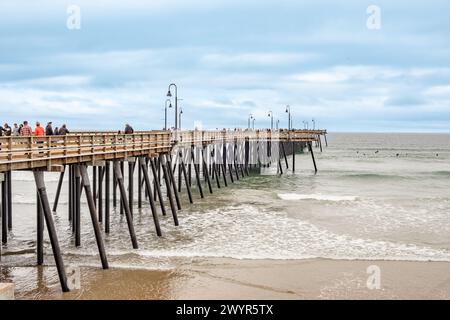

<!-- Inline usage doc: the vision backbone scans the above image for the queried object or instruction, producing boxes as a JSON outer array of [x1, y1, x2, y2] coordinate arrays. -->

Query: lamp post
[[285, 105, 291, 130], [276, 119, 280, 130], [312, 118, 316, 130], [179, 108, 183, 130], [166, 83, 178, 130], [164, 99, 172, 130], [252, 118, 256, 130], [267, 111, 273, 130], [248, 114, 253, 129]]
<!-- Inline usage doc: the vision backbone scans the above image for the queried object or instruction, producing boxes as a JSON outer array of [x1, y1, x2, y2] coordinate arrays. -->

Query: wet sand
[[2, 258, 449, 299]]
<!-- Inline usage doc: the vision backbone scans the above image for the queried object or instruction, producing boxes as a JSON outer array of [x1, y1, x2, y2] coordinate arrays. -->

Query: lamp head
[[167, 90, 172, 97]]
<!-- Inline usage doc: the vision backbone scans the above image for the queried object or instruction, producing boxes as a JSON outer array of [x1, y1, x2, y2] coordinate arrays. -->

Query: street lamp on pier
[[164, 99, 172, 130], [285, 105, 291, 130], [166, 83, 178, 130], [267, 111, 273, 130]]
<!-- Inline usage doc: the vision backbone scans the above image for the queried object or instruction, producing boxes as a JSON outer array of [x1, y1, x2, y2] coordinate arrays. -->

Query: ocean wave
[[431, 171, 450, 177], [62, 248, 450, 263], [339, 173, 410, 180], [278, 193, 358, 201]]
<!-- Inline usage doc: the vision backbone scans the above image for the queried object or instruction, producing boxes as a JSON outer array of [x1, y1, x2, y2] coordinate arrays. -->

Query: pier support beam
[[281, 142, 289, 169], [191, 147, 204, 198], [52, 167, 65, 213], [161, 155, 179, 226], [80, 164, 109, 269], [1, 177, 7, 244], [33, 170, 69, 292], [138, 160, 142, 209], [98, 166, 104, 222], [6, 171, 11, 230], [179, 150, 193, 204], [202, 148, 213, 194], [113, 161, 138, 249], [139, 157, 162, 236], [128, 160, 135, 216], [150, 158, 167, 216], [167, 155, 182, 210], [37, 192, 44, 265], [308, 142, 318, 174], [75, 165, 81, 247], [292, 141, 296, 172], [105, 161, 110, 233]]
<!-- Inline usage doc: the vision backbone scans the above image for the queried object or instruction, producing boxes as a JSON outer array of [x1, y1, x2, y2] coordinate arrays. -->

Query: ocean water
[[2, 133, 450, 271]]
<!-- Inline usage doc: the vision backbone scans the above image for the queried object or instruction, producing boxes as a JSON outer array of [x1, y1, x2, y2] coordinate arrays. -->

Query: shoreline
[[2, 257, 449, 300]]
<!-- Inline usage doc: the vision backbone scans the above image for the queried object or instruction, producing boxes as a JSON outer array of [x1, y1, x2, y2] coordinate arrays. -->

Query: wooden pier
[[0, 128, 327, 292]]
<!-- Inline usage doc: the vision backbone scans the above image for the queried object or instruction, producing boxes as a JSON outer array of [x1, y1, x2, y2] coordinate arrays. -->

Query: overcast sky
[[0, 0, 449, 132]]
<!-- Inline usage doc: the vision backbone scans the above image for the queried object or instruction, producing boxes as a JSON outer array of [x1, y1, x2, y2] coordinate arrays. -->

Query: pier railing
[[0, 129, 326, 172], [0, 131, 171, 172]]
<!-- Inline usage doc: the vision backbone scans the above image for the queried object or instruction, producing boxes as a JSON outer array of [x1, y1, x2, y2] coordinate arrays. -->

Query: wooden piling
[[150, 158, 167, 216], [167, 154, 182, 210], [161, 155, 179, 226], [6, 171, 11, 230], [52, 167, 65, 213], [37, 192, 44, 265], [128, 160, 135, 216], [105, 161, 110, 233], [93, 166, 97, 201], [1, 178, 7, 244], [292, 141, 296, 172], [202, 148, 213, 194], [179, 151, 193, 204], [98, 166, 104, 223], [139, 157, 162, 236], [113, 166, 117, 208], [191, 147, 204, 198], [113, 161, 138, 249], [74, 165, 81, 247], [308, 142, 318, 174], [281, 142, 289, 169], [33, 170, 69, 292], [138, 159, 142, 209], [80, 164, 109, 269]]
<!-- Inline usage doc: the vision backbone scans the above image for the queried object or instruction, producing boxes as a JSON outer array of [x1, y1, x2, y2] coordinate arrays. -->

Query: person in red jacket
[[34, 122, 45, 136]]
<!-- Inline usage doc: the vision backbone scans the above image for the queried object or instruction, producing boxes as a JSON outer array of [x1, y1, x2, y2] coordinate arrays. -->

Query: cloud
[[201, 52, 315, 68]]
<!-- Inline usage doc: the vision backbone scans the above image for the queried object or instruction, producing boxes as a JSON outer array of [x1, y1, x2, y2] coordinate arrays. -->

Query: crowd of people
[[0, 121, 70, 137]]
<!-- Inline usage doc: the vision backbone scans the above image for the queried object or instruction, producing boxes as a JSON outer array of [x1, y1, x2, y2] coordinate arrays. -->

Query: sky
[[0, 0, 449, 132]]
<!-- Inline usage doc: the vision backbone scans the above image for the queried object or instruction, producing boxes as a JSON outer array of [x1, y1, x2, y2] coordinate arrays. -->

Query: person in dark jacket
[[2, 123, 12, 136], [54, 127, 59, 135], [124, 124, 134, 134], [58, 124, 69, 135], [45, 122, 54, 136]]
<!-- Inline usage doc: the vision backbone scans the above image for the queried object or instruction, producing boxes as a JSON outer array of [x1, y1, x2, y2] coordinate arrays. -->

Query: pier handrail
[[0, 132, 172, 172], [0, 129, 326, 172]]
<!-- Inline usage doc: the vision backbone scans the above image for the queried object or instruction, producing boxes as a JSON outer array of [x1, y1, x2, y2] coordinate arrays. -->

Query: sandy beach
[[3, 258, 449, 300]]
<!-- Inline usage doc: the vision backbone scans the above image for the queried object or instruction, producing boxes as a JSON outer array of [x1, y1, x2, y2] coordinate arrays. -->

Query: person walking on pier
[[124, 123, 134, 134], [58, 124, 69, 135], [34, 122, 45, 136], [12, 123, 20, 136], [45, 122, 54, 136], [2, 123, 12, 136], [20, 121, 32, 136]]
